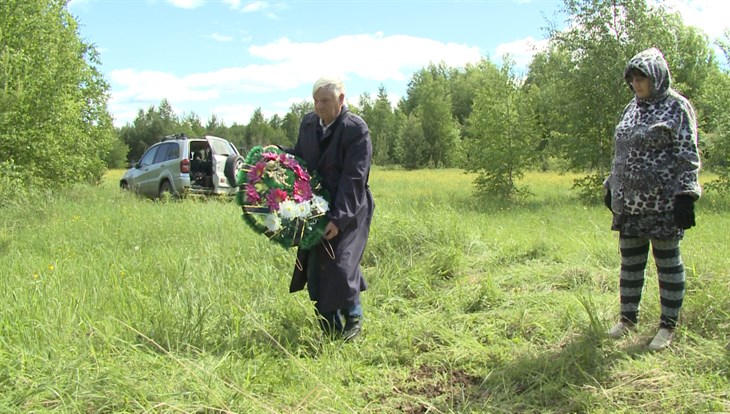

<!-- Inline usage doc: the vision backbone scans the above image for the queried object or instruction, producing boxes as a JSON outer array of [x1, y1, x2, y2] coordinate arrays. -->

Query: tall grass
[[0, 168, 727, 413]]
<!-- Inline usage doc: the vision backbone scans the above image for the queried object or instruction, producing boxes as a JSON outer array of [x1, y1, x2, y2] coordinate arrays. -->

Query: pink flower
[[266, 188, 289, 211], [245, 184, 261, 204], [248, 161, 266, 183], [263, 151, 279, 161], [293, 180, 313, 202], [291, 164, 309, 181], [281, 154, 300, 171]]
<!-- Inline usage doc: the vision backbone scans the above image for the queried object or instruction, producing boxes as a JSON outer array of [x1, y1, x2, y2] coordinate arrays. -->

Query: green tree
[[0, 0, 115, 189], [700, 29, 730, 193], [405, 65, 460, 167], [524, 47, 574, 170], [465, 60, 538, 199], [449, 58, 502, 129], [704, 115, 730, 194], [279, 101, 312, 147], [205, 114, 229, 138], [179, 112, 205, 137], [105, 134, 130, 169], [359, 85, 398, 165], [402, 62, 450, 115], [120, 100, 181, 161], [400, 114, 427, 170], [227, 123, 247, 152], [533, 0, 715, 200], [388, 109, 409, 165], [244, 108, 277, 148]]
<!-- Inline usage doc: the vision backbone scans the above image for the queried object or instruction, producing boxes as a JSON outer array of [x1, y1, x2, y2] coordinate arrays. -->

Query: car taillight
[[180, 158, 190, 173]]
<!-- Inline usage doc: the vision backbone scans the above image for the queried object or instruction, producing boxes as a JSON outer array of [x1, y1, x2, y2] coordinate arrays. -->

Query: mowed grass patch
[[0, 167, 727, 413]]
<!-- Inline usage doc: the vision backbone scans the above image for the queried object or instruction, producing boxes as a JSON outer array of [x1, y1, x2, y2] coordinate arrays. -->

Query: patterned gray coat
[[605, 48, 701, 236]]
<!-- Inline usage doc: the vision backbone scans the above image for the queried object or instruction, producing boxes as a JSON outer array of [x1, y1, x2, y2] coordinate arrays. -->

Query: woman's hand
[[673, 195, 696, 229]]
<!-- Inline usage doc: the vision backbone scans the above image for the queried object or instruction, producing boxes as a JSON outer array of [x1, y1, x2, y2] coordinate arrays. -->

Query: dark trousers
[[306, 248, 363, 334]]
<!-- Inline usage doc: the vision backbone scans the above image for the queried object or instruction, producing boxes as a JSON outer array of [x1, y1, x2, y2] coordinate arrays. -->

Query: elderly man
[[287, 76, 375, 341]]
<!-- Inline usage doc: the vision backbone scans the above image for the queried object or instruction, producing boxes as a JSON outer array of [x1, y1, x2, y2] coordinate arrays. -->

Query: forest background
[[2, 0, 730, 204]]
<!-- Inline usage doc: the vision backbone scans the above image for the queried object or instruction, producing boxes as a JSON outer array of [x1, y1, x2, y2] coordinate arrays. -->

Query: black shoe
[[342, 317, 362, 342]]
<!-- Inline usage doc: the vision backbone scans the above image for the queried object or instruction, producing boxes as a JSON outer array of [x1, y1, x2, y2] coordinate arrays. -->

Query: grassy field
[[1, 168, 728, 413]]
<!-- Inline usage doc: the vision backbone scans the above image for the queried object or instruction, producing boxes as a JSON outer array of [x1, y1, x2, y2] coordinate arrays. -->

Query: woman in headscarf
[[604, 48, 701, 351]]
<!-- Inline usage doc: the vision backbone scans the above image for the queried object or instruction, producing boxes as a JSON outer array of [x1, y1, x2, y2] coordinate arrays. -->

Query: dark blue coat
[[288, 107, 374, 313]]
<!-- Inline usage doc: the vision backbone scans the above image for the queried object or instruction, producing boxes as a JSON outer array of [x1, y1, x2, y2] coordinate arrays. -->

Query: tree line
[[2, 0, 730, 205]]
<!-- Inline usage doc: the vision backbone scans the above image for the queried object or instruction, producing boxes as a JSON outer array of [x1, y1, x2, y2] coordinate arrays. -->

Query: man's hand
[[323, 221, 339, 240]]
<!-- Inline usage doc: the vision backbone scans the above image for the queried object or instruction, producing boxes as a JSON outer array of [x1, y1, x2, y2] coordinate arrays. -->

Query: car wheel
[[159, 180, 173, 199], [224, 154, 245, 187], [120, 181, 129, 190]]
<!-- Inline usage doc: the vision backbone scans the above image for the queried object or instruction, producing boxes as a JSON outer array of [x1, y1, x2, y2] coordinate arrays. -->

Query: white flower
[[295, 201, 311, 218], [265, 213, 281, 232], [310, 195, 329, 214], [278, 200, 297, 220]]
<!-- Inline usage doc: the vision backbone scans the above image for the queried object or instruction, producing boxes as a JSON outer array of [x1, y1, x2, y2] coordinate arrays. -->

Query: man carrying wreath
[[286, 76, 375, 341]]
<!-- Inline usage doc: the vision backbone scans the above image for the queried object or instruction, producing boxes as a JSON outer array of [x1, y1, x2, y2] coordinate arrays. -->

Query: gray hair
[[312, 76, 345, 97]]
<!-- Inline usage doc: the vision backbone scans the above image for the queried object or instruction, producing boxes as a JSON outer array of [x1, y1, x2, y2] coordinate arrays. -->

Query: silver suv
[[120, 134, 244, 198]]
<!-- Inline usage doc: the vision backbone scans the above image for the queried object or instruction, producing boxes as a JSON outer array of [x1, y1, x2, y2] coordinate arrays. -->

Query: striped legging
[[619, 235, 685, 329]]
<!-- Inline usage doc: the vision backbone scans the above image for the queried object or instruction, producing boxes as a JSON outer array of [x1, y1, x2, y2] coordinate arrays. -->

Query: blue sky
[[67, 0, 729, 127]]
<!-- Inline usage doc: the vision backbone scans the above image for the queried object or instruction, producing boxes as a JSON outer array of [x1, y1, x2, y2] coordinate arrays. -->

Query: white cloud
[[242, 1, 268, 13], [223, 0, 242, 9], [211, 33, 234, 42], [110, 69, 220, 103], [68, 0, 90, 9], [223, 0, 278, 17], [108, 32, 480, 125], [166, 0, 205, 9], [249, 32, 481, 82], [494, 36, 549, 71], [276, 96, 311, 111], [209, 103, 259, 125], [109, 31, 480, 105], [109, 107, 140, 127], [660, 0, 729, 39]]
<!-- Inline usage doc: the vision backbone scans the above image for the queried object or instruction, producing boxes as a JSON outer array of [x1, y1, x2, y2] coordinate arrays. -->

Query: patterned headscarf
[[623, 47, 672, 103]]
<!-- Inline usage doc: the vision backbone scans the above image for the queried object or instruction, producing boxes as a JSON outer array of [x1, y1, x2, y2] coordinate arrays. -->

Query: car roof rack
[[162, 133, 187, 141]]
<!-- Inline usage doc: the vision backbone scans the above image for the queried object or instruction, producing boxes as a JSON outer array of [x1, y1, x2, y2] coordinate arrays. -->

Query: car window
[[153, 143, 171, 164], [165, 143, 180, 161], [209, 139, 236, 156], [139, 146, 159, 167]]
